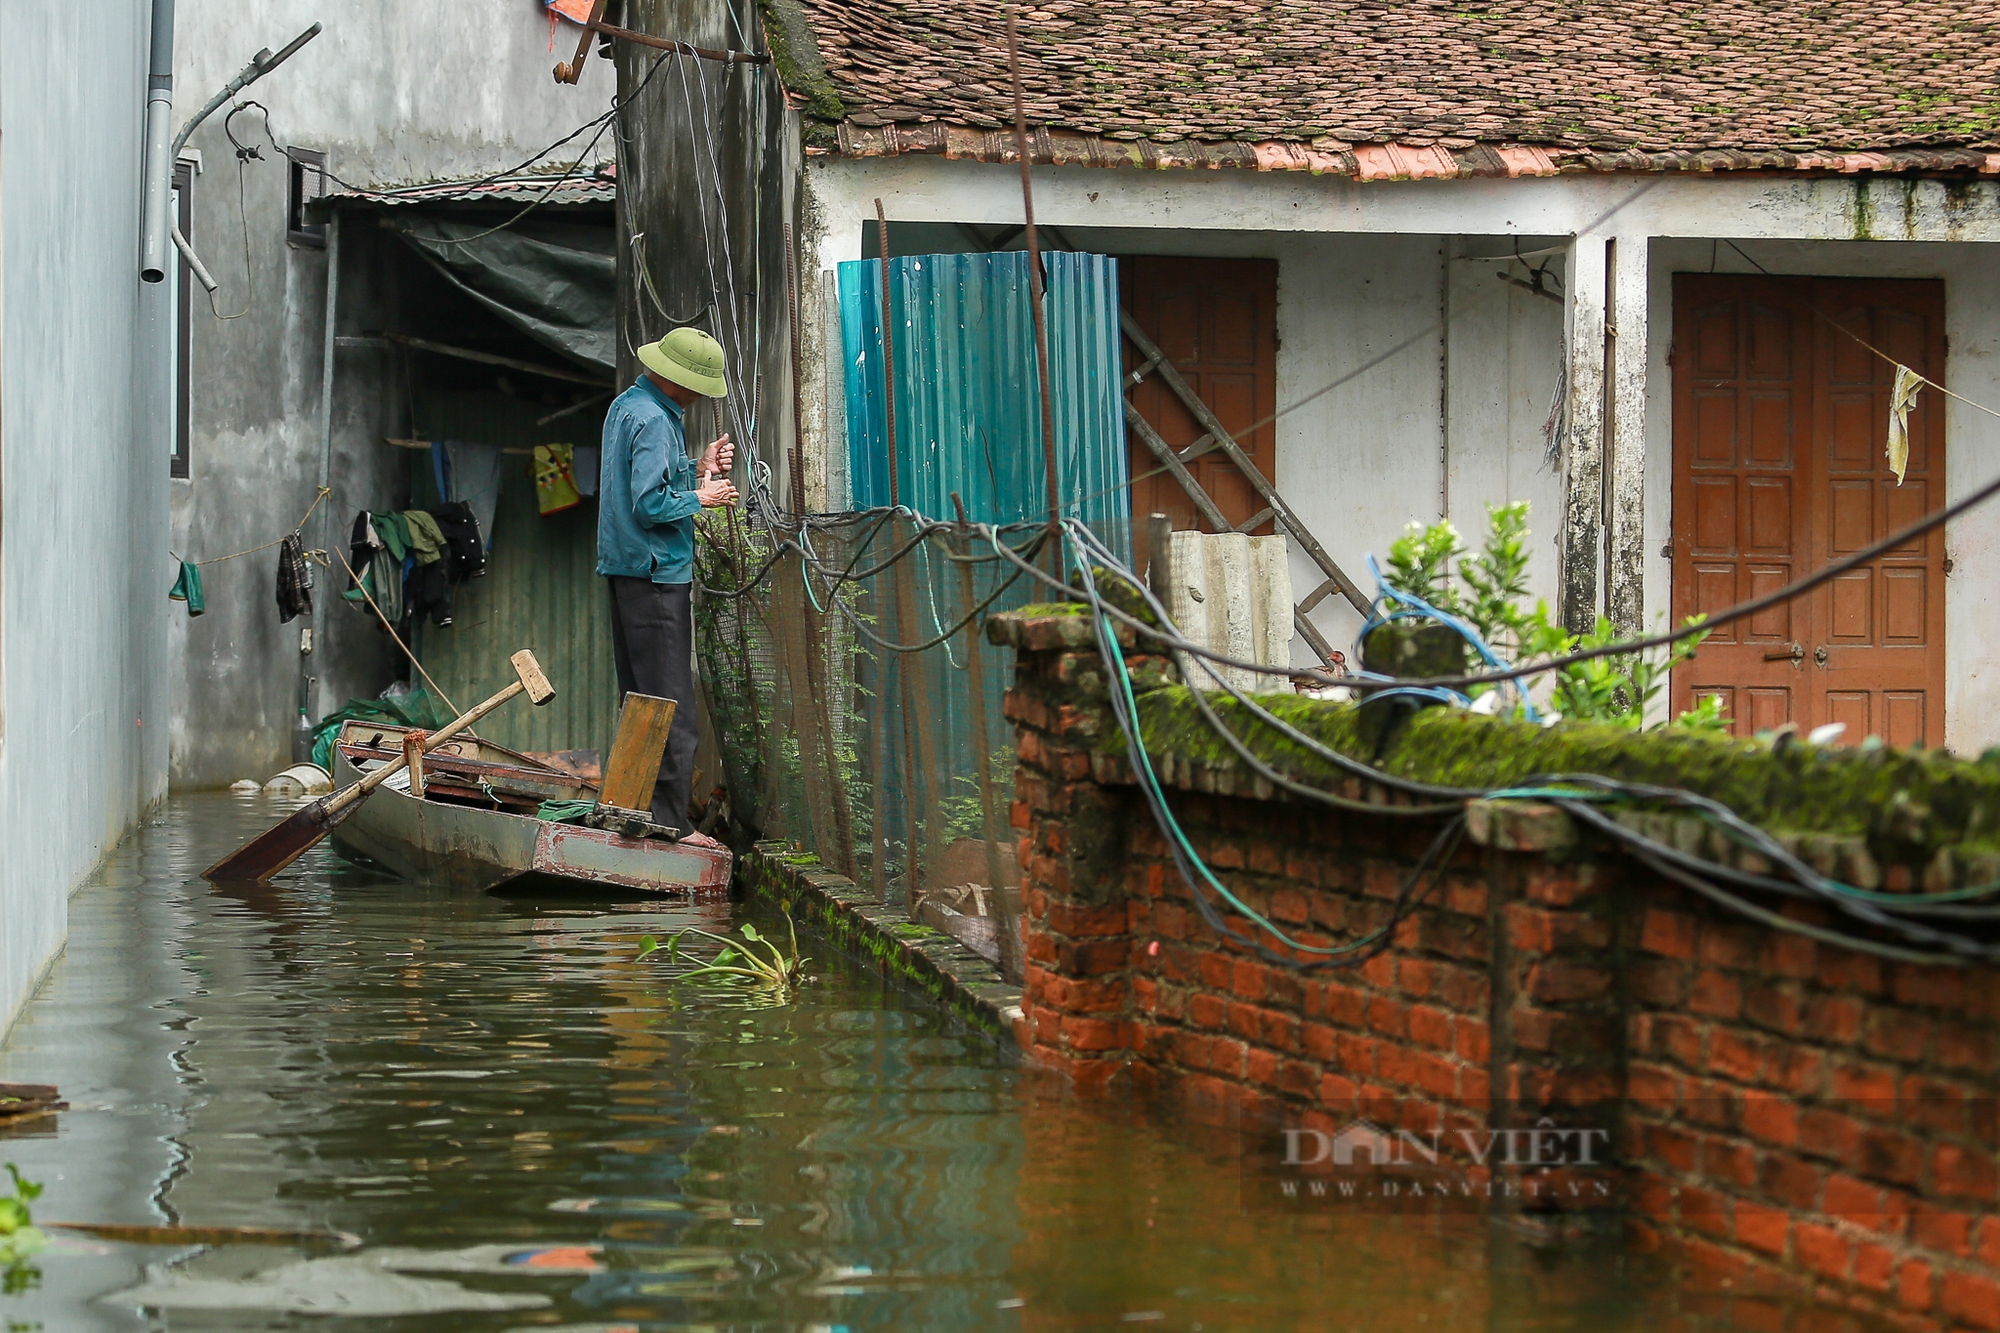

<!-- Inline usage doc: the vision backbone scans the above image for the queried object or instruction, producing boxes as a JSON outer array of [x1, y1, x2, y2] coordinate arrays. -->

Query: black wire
[[319, 49, 675, 205], [697, 492, 2000, 965]]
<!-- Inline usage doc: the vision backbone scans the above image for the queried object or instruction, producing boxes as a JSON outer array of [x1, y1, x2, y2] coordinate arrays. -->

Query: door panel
[[1671, 275, 1946, 746], [1671, 279, 1812, 719], [1122, 256, 1280, 574]]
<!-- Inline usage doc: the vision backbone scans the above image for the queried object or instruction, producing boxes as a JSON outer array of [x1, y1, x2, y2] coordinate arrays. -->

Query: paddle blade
[[203, 791, 360, 884]]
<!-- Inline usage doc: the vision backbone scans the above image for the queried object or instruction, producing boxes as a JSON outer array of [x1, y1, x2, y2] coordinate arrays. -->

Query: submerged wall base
[[735, 841, 1024, 1045]]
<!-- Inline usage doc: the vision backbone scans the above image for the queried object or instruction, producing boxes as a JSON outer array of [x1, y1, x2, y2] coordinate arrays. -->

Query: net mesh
[[691, 508, 1123, 980]]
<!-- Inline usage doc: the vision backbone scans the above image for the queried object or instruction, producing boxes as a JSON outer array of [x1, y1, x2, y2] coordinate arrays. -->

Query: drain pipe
[[138, 0, 176, 283]]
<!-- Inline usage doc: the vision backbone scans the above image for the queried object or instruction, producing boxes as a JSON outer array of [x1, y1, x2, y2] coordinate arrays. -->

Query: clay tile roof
[[762, 0, 2000, 175]]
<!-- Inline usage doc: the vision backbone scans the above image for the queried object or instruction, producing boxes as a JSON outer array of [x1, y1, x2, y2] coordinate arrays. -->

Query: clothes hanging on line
[[534, 443, 583, 515], [373, 510, 411, 564], [276, 534, 313, 624], [572, 444, 600, 497], [403, 509, 446, 565], [440, 440, 505, 552], [409, 560, 454, 628], [429, 501, 486, 581], [167, 561, 205, 617]]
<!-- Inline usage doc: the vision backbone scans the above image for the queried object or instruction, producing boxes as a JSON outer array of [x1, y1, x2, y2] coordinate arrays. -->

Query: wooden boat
[[329, 720, 731, 894]]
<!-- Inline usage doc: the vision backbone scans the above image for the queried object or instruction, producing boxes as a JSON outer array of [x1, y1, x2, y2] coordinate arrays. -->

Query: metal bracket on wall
[[554, 1, 772, 82], [1118, 309, 1372, 664]]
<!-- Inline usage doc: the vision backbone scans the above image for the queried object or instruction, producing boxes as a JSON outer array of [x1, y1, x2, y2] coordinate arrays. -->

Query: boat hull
[[331, 743, 730, 895]]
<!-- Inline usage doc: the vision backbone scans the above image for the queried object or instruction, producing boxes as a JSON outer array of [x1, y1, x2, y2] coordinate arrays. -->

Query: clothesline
[[170, 487, 331, 566]]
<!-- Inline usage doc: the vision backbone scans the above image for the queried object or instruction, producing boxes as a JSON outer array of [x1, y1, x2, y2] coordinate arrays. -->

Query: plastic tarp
[[388, 217, 615, 378], [311, 687, 455, 773], [838, 250, 1128, 540]]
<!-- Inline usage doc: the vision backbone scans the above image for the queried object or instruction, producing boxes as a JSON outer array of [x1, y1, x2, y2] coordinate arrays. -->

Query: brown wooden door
[[1121, 257, 1278, 570], [1671, 275, 1946, 746]]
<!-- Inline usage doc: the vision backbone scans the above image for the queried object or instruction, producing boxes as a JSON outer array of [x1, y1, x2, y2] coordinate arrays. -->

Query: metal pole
[[874, 199, 899, 510], [1147, 512, 1174, 608], [1006, 6, 1063, 562], [783, 220, 808, 514], [308, 213, 341, 728], [875, 200, 925, 906]]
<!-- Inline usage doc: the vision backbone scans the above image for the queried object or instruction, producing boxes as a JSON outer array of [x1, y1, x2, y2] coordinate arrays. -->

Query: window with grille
[[287, 147, 327, 248]]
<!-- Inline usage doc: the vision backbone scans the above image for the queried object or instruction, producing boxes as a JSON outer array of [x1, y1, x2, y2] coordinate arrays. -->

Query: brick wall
[[993, 613, 2000, 1332]]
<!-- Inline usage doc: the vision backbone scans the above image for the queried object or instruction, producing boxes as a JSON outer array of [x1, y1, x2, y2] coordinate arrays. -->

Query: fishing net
[[693, 506, 1131, 980]]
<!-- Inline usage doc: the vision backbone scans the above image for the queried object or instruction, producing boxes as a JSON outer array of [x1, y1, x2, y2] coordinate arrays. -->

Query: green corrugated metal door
[[411, 389, 618, 756]]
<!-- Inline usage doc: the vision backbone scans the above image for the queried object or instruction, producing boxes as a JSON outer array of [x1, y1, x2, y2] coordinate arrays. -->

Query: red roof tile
[[773, 0, 2000, 171]]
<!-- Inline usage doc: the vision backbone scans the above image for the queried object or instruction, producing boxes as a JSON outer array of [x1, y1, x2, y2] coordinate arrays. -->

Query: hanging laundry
[[572, 444, 601, 497], [372, 510, 411, 564], [276, 533, 313, 623], [167, 561, 205, 617], [429, 501, 486, 581], [1886, 364, 1923, 486], [442, 440, 506, 551], [402, 509, 447, 565], [408, 561, 455, 628], [534, 443, 583, 515], [346, 512, 377, 589], [342, 547, 406, 626]]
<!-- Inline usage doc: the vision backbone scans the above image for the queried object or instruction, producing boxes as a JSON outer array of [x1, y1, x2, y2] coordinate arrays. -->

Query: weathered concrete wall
[[804, 153, 2000, 751], [0, 3, 171, 1028], [168, 0, 617, 787]]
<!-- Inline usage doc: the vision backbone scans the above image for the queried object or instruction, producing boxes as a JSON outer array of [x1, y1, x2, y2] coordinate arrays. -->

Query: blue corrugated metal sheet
[[835, 252, 1128, 881], [838, 251, 1128, 533]]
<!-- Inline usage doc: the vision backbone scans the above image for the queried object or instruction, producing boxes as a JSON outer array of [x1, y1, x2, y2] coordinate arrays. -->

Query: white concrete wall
[[169, 0, 616, 787], [0, 4, 171, 1029], [803, 154, 2000, 750]]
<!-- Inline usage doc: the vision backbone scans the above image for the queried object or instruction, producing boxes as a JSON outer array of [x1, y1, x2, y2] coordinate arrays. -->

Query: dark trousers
[[607, 577, 700, 830]]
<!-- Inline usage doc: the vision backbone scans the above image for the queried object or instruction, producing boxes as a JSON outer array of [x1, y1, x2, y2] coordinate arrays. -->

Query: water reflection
[[0, 797, 1884, 1331]]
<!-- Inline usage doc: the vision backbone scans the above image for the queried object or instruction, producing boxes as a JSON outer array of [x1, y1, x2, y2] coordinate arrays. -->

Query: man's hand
[[698, 433, 735, 478], [696, 471, 739, 508]]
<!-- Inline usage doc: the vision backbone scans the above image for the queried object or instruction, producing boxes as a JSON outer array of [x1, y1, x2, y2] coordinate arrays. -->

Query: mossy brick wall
[[990, 609, 2000, 1331]]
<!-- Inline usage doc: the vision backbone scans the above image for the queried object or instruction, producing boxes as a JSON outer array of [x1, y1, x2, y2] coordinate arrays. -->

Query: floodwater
[[0, 796, 1850, 1332]]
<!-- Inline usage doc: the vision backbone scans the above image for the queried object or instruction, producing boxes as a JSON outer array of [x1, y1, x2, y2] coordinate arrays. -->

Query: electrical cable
[[1060, 520, 1997, 965]]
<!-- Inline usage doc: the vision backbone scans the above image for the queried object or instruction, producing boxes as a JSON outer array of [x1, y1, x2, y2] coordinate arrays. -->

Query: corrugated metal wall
[[829, 251, 1130, 877], [408, 390, 619, 756], [838, 250, 1128, 533]]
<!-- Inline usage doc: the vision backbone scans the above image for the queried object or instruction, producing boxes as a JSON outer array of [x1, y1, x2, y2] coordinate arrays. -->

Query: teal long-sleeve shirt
[[596, 376, 701, 583]]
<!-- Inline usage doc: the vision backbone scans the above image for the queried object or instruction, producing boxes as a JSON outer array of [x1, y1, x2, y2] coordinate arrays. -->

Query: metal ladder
[[1119, 310, 1371, 664]]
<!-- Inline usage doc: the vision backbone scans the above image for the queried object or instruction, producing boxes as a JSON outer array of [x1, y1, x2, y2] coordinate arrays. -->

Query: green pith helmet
[[638, 326, 728, 398]]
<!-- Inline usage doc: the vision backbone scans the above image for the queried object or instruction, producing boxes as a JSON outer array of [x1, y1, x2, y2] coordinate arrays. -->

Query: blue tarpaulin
[[837, 250, 1128, 542]]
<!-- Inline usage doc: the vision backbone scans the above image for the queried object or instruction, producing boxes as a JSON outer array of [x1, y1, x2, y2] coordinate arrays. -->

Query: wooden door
[[1121, 257, 1278, 569], [1671, 275, 1946, 746]]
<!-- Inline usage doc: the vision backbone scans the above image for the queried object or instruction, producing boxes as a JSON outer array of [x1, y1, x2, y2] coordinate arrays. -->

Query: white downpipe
[[138, 0, 175, 283]]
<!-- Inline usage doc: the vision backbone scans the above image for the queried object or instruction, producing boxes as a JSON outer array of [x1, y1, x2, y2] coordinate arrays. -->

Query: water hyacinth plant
[[637, 915, 807, 992], [0, 1163, 45, 1295]]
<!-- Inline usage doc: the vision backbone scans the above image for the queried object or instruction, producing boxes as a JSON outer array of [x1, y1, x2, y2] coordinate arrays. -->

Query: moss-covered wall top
[[1128, 688, 2000, 860]]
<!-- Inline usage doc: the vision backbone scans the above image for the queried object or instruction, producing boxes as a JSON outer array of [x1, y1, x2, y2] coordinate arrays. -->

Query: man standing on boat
[[597, 326, 738, 836]]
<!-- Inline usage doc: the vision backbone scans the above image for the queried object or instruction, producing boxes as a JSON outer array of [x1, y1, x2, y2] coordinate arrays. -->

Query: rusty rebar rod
[[1006, 6, 1063, 564], [557, 14, 769, 82], [877, 201, 925, 905]]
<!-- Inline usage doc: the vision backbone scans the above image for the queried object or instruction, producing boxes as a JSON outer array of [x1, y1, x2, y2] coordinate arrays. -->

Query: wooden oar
[[204, 650, 555, 884]]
